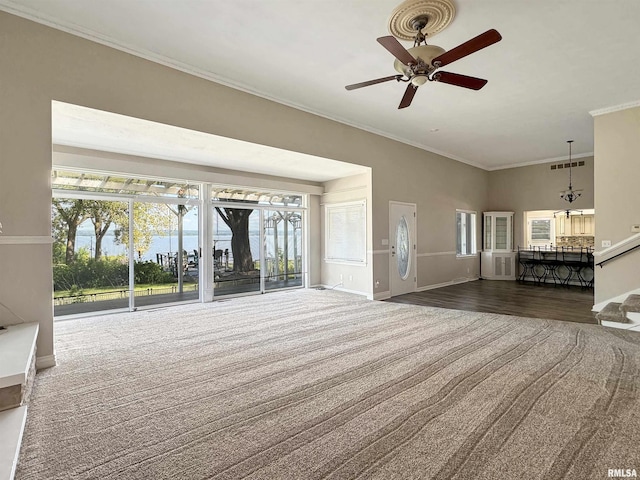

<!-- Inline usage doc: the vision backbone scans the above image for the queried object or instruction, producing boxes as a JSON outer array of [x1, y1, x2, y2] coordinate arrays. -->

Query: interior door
[[389, 202, 416, 297]]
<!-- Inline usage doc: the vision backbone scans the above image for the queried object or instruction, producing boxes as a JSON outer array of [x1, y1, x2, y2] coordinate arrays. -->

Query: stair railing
[[596, 244, 640, 268], [594, 233, 640, 268]]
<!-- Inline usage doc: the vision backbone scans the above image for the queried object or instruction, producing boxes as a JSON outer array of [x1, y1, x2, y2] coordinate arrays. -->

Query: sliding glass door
[[52, 171, 309, 315], [133, 202, 200, 308], [210, 188, 306, 297], [212, 207, 261, 296], [52, 170, 201, 317], [52, 197, 130, 316], [264, 210, 304, 290]]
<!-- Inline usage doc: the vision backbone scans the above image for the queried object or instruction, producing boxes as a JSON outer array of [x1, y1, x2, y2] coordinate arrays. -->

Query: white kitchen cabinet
[[481, 251, 516, 280], [483, 211, 514, 252], [555, 214, 595, 237], [556, 215, 567, 236], [482, 212, 515, 280], [569, 214, 595, 236]]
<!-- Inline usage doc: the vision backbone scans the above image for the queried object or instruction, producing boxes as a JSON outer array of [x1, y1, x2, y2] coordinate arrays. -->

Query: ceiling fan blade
[[434, 71, 488, 90], [398, 84, 417, 109], [345, 75, 402, 91], [431, 29, 502, 68], [377, 36, 416, 66]]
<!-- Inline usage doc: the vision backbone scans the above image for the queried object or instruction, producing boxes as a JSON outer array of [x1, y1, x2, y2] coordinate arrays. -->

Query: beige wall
[[370, 146, 488, 293], [321, 173, 372, 296], [593, 106, 640, 303], [488, 157, 595, 249], [0, 12, 491, 361]]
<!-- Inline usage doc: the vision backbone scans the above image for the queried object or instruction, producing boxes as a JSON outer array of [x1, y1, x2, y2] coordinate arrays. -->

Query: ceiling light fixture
[[555, 140, 584, 218], [560, 140, 582, 205]]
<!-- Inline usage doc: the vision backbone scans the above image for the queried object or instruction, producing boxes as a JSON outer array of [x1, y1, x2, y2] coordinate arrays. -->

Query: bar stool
[[517, 246, 535, 282], [562, 246, 586, 287], [540, 247, 561, 285], [582, 248, 595, 289], [530, 247, 546, 284]]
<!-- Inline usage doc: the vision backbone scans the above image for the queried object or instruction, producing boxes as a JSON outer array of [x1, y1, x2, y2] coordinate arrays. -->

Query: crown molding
[[589, 100, 640, 117]]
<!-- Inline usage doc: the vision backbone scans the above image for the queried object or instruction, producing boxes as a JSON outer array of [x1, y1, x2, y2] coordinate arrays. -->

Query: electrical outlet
[[339, 274, 343, 282], [375, 280, 380, 288], [349, 275, 353, 282], [632, 225, 640, 233], [602, 240, 612, 248]]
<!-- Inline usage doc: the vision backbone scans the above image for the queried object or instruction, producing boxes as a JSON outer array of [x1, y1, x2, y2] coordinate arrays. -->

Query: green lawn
[[53, 282, 198, 299]]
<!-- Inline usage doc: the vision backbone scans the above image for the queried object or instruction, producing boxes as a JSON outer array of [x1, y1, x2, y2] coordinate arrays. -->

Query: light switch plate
[[381, 239, 389, 246], [602, 240, 612, 248]]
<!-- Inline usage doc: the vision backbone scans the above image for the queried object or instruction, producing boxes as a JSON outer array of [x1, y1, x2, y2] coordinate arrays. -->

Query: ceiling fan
[[345, 16, 502, 109]]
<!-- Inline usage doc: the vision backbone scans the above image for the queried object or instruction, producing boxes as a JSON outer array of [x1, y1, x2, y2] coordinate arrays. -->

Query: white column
[[200, 187, 214, 302]]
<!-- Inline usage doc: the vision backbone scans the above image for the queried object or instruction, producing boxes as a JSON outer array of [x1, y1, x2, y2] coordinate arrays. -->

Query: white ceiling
[[4, 0, 640, 170], [51, 101, 368, 183]]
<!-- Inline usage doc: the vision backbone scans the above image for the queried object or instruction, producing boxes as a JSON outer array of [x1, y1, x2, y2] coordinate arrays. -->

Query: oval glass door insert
[[396, 215, 410, 280]]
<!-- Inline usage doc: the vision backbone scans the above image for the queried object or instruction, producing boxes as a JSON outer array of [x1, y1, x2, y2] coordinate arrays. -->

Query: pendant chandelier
[[560, 140, 582, 204]]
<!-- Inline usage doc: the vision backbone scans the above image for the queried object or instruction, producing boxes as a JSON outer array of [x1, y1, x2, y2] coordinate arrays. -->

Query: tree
[[52, 200, 171, 264], [87, 201, 122, 260], [215, 207, 254, 272], [52, 199, 90, 264], [112, 203, 170, 255]]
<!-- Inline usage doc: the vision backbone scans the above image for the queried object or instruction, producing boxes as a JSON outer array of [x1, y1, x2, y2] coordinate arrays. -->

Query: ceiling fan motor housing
[[393, 44, 446, 77]]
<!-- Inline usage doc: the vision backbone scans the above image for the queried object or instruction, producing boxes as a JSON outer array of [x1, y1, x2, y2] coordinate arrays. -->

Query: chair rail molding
[[0, 236, 53, 245]]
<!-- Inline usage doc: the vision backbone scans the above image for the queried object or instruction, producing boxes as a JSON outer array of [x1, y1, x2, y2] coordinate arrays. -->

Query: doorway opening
[[524, 209, 595, 250]]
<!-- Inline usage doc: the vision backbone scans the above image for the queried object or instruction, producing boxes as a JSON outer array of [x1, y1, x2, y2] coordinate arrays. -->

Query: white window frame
[[523, 210, 556, 247], [529, 218, 552, 242], [324, 200, 367, 265], [456, 210, 477, 258]]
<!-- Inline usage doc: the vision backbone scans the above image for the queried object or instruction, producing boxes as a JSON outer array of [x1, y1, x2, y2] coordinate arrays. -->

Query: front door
[[389, 202, 416, 297]]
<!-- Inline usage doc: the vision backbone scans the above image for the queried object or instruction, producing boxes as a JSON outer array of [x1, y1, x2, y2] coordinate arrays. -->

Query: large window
[[324, 201, 366, 265], [530, 219, 552, 241], [211, 186, 306, 297], [51, 170, 202, 316], [52, 170, 309, 315], [456, 210, 477, 256]]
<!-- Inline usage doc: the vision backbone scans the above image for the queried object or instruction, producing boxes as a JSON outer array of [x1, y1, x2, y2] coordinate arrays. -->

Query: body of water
[[75, 231, 301, 262]]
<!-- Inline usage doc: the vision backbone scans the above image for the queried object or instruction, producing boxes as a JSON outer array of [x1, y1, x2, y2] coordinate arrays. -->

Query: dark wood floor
[[387, 280, 597, 324]]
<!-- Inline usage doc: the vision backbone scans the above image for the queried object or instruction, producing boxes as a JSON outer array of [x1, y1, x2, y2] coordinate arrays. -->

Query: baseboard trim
[[315, 285, 369, 298], [416, 277, 478, 292], [332, 286, 368, 297], [36, 354, 57, 370], [373, 291, 391, 301]]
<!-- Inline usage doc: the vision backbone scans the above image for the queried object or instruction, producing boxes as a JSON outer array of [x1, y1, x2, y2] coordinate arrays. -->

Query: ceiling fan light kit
[[345, 0, 502, 109], [392, 44, 445, 77]]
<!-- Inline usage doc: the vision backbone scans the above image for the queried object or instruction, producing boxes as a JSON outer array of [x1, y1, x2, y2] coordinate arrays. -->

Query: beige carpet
[[17, 289, 640, 479]]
